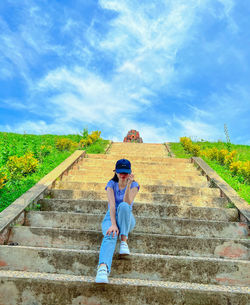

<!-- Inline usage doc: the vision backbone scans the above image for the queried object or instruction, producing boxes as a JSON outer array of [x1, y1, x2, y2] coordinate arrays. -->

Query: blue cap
[[115, 159, 131, 174]]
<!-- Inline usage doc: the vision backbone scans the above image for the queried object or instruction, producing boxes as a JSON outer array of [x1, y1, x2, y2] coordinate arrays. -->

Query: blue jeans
[[97, 202, 136, 274]]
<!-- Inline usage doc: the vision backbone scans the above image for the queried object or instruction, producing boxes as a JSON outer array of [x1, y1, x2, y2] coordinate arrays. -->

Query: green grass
[[196, 141, 250, 161], [85, 139, 110, 154], [203, 157, 250, 203], [169, 142, 192, 158], [169, 142, 250, 204], [0, 132, 109, 212]]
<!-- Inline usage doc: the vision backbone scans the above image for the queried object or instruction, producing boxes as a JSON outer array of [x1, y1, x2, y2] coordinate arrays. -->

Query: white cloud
[[104, 117, 171, 143], [208, 0, 238, 33], [98, 0, 203, 91], [0, 99, 27, 110], [0, 120, 78, 135], [173, 117, 222, 141], [62, 19, 78, 33], [204, 84, 250, 120], [187, 104, 213, 120], [0, 3, 64, 83], [35, 67, 141, 126]]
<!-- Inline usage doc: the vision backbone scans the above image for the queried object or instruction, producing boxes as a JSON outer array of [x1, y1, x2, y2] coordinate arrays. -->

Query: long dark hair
[[111, 172, 119, 182]]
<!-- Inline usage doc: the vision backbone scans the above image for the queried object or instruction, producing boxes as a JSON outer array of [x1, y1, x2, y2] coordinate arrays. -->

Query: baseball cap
[[115, 159, 131, 174]]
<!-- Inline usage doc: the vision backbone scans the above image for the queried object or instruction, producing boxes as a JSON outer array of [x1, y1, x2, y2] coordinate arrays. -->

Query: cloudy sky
[[0, 0, 249, 144]]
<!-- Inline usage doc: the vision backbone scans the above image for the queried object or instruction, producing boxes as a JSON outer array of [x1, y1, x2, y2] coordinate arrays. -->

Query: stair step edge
[[1, 270, 249, 294], [1, 245, 250, 264]]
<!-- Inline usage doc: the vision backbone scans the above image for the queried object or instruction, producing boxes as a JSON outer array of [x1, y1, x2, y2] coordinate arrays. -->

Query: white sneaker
[[95, 265, 109, 283], [119, 241, 130, 255]]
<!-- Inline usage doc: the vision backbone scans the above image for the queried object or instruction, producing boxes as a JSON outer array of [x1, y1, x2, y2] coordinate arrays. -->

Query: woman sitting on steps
[[95, 158, 140, 284]]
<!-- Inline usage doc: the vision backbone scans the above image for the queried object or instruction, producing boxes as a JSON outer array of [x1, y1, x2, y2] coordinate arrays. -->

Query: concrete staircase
[[0, 142, 249, 304]]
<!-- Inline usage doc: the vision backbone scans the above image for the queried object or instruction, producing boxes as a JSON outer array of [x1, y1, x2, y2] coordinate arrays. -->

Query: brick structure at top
[[123, 130, 143, 143]]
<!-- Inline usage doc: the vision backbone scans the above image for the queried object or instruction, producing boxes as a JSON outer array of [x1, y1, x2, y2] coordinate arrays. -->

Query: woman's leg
[[97, 210, 118, 275], [117, 202, 136, 241]]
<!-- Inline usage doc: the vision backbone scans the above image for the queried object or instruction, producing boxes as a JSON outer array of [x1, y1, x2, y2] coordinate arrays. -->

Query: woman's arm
[[106, 187, 119, 237], [123, 174, 139, 204], [106, 187, 117, 225]]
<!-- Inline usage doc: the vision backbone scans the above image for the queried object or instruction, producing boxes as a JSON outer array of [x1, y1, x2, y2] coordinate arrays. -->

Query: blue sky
[[0, 0, 249, 144]]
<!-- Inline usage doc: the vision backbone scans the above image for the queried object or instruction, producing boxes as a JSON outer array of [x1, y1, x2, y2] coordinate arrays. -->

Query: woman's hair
[[111, 172, 119, 182]]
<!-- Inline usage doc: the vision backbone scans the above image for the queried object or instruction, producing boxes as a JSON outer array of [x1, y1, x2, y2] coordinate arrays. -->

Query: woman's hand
[[127, 173, 134, 185], [106, 224, 119, 238]]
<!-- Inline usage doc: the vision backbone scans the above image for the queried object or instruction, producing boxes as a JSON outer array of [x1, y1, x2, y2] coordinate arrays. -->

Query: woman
[[95, 158, 140, 284]]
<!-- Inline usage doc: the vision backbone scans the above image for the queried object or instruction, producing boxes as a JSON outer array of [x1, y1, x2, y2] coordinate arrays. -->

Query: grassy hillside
[[170, 141, 250, 204], [0, 131, 109, 212]]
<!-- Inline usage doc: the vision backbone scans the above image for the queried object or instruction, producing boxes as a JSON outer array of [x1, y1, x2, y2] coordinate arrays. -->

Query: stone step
[[1, 270, 249, 305], [86, 155, 173, 161], [109, 148, 167, 152], [86, 154, 189, 163], [48, 189, 228, 207], [108, 153, 168, 157], [106, 151, 168, 155], [68, 169, 203, 179], [111, 142, 163, 145], [74, 167, 199, 176], [54, 181, 220, 197], [39, 198, 239, 222], [74, 165, 196, 173], [110, 146, 163, 148], [109, 145, 166, 149], [74, 165, 197, 174], [25, 211, 249, 239], [55, 177, 220, 197], [108, 147, 167, 153], [112, 142, 164, 147], [110, 143, 165, 147], [1, 246, 249, 287], [108, 151, 166, 154], [78, 158, 194, 167], [65, 174, 209, 187], [72, 165, 198, 174], [7, 227, 249, 260], [68, 169, 205, 179], [67, 172, 208, 183], [68, 168, 206, 178]]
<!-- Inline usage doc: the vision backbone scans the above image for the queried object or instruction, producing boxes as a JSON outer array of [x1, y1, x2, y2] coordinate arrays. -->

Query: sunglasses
[[118, 172, 129, 175]]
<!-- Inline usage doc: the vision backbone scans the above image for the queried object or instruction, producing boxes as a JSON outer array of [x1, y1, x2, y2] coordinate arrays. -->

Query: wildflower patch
[[180, 137, 250, 185], [6, 152, 39, 178]]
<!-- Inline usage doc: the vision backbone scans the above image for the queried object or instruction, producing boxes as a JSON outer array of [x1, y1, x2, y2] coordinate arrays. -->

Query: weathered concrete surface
[[86, 154, 186, 162], [74, 165, 200, 173], [1, 246, 249, 286], [0, 184, 46, 245], [54, 181, 220, 197], [66, 174, 209, 188], [77, 161, 196, 170], [25, 211, 248, 239], [69, 172, 202, 182], [0, 271, 249, 305], [39, 198, 239, 221], [74, 170, 201, 180], [7, 227, 250, 260], [49, 189, 228, 207], [78, 157, 194, 165]]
